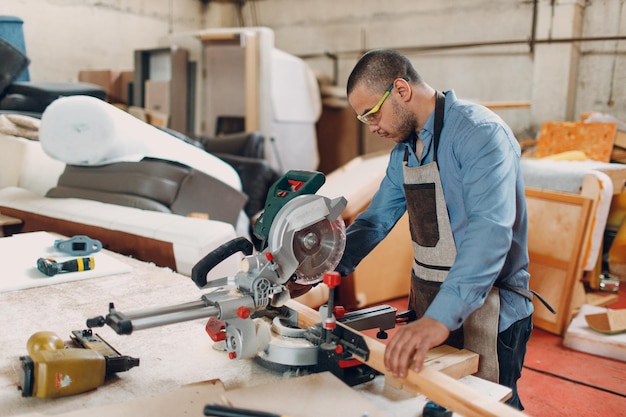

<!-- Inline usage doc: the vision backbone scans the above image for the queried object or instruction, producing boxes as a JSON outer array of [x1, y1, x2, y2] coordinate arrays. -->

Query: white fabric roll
[[39, 95, 242, 191], [268, 48, 321, 172]]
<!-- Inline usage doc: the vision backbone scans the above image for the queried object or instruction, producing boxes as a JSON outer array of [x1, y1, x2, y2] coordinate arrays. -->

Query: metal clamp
[[54, 235, 102, 256]]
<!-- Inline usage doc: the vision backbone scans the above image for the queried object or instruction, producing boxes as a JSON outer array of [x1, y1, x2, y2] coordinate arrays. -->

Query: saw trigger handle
[[191, 237, 254, 288]]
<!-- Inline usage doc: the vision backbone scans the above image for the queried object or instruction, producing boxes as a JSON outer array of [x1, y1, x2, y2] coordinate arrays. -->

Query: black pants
[[498, 315, 533, 410]]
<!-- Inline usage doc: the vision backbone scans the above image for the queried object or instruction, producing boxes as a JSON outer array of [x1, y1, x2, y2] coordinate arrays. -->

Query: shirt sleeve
[[336, 145, 409, 277], [424, 121, 521, 331]]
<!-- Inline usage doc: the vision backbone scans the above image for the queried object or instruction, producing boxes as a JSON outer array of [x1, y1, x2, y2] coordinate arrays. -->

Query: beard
[[390, 99, 418, 143]]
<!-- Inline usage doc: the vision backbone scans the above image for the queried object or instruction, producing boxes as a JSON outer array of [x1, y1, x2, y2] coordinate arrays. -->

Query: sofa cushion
[[46, 158, 248, 227]]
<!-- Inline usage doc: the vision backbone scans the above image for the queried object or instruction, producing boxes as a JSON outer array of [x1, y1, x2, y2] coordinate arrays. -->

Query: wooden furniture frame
[[526, 187, 593, 335]]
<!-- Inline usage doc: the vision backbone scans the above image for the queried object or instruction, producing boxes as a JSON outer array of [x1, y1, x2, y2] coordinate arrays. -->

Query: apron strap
[[495, 281, 557, 314], [433, 90, 445, 163]]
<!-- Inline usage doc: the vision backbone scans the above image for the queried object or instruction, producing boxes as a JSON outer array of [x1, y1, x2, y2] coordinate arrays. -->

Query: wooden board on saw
[[526, 187, 593, 335], [535, 121, 617, 162], [287, 300, 526, 417]]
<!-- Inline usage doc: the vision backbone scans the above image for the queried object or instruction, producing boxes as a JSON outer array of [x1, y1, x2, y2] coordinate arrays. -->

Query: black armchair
[[0, 38, 105, 115]]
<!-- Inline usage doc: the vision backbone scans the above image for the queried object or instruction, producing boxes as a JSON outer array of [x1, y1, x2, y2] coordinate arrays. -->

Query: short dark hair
[[347, 49, 422, 96]]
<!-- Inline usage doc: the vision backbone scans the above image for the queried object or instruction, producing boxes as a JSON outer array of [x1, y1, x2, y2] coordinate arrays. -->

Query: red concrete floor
[[361, 283, 626, 416], [520, 283, 626, 417]]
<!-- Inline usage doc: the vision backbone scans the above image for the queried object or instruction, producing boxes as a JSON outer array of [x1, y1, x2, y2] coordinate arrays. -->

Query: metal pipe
[[298, 35, 626, 61], [530, 0, 539, 54]]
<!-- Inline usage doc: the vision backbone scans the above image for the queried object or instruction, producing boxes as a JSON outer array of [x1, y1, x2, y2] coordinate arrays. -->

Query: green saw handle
[[253, 170, 326, 243]]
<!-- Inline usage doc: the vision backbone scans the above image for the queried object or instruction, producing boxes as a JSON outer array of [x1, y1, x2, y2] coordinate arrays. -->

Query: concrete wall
[[1, 0, 624, 139], [251, 0, 626, 138], [0, 0, 236, 81]]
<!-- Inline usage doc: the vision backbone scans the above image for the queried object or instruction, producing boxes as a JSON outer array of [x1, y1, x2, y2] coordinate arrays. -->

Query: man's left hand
[[384, 317, 450, 378]]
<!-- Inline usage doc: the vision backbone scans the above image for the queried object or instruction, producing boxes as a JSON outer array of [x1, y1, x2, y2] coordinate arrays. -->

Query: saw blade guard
[[266, 194, 347, 285]]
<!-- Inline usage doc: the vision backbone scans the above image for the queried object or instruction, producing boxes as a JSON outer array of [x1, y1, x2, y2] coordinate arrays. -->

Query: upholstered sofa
[[0, 123, 241, 280]]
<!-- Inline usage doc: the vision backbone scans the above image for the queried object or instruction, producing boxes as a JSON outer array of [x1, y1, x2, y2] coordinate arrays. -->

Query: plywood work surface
[[2, 246, 512, 417]]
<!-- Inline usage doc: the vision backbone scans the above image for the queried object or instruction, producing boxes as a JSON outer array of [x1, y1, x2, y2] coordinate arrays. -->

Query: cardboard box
[[144, 79, 170, 115], [78, 69, 133, 104]]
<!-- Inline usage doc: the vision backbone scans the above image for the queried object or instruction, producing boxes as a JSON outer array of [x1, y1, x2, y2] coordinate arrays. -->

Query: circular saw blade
[[291, 216, 346, 285]]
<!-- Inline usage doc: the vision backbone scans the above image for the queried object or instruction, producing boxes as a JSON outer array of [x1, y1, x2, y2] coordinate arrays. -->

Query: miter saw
[[86, 170, 397, 386]]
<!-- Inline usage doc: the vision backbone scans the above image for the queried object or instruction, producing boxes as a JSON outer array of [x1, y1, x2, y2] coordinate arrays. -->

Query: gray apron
[[403, 91, 500, 382]]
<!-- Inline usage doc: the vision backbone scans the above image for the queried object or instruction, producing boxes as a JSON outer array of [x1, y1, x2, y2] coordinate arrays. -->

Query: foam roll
[[39, 95, 242, 191]]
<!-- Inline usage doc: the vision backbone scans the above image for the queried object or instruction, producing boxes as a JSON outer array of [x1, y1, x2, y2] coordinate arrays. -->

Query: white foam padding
[[39, 95, 242, 191]]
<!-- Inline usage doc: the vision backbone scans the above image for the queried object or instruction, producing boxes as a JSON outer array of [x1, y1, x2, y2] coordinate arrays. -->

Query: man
[[335, 49, 534, 409]]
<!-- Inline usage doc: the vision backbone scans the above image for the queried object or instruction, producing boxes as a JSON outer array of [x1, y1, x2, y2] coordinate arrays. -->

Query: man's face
[[349, 82, 417, 144]]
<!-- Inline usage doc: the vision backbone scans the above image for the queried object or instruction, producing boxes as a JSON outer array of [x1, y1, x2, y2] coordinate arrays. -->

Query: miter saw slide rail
[[87, 301, 221, 335]]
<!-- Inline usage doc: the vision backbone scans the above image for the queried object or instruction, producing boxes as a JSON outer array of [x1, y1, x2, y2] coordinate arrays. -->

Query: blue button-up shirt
[[337, 90, 533, 332]]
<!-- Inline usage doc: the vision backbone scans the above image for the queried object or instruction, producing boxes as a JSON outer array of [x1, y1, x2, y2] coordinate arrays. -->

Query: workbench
[[0, 234, 510, 417]]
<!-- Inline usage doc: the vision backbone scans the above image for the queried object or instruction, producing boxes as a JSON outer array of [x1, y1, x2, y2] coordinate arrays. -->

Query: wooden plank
[[196, 33, 240, 42], [287, 299, 527, 417], [394, 347, 480, 396], [481, 101, 531, 109], [420, 344, 479, 380]]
